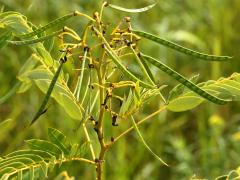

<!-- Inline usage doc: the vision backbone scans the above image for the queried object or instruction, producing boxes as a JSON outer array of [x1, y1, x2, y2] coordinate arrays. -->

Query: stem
[[95, 47, 108, 180]]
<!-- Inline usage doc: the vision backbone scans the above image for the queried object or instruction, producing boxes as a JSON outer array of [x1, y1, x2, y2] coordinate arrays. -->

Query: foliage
[[0, 0, 240, 179]]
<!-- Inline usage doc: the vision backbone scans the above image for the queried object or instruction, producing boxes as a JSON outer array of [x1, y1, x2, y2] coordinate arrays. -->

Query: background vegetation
[[0, 0, 240, 179]]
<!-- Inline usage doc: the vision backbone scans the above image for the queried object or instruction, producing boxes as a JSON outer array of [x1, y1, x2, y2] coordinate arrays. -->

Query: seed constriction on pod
[[9, 30, 63, 45], [133, 30, 232, 61], [140, 53, 229, 105], [18, 13, 74, 38]]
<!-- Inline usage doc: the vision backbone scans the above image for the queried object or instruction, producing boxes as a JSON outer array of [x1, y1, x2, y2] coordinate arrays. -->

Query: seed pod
[[133, 30, 232, 61]]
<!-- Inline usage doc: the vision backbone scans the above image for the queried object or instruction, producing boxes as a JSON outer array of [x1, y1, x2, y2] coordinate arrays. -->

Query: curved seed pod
[[140, 53, 229, 105], [9, 30, 62, 45], [108, 3, 156, 13], [92, 27, 155, 89], [130, 46, 155, 84], [17, 13, 74, 38], [133, 30, 232, 61], [30, 56, 67, 125]]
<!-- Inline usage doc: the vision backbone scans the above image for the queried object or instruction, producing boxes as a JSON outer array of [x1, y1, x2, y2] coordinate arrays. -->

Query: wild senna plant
[[0, 1, 239, 179]]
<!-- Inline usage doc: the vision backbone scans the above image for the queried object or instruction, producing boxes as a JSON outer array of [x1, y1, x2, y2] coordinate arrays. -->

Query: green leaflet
[[130, 116, 168, 166], [140, 53, 229, 105], [5, 150, 53, 159], [0, 11, 32, 35], [0, 152, 49, 179], [30, 57, 66, 125], [108, 3, 156, 13], [18, 54, 39, 81], [133, 30, 232, 61], [26, 139, 63, 157], [33, 78, 82, 120], [17, 13, 74, 38], [0, 31, 12, 49], [0, 119, 87, 179], [167, 96, 204, 112], [48, 128, 69, 155], [8, 30, 62, 45]]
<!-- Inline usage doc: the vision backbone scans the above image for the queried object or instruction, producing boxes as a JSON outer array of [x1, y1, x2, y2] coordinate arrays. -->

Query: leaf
[[39, 161, 48, 179], [0, 31, 12, 49], [35, 46, 53, 66], [59, 93, 82, 120], [5, 150, 53, 159], [141, 85, 167, 104], [69, 144, 81, 158], [17, 81, 32, 93], [27, 69, 82, 120], [48, 156, 56, 171], [0, 11, 32, 34], [29, 166, 34, 180], [118, 90, 134, 119], [167, 95, 203, 112], [48, 128, 69, 155], [167, 73, 240, 112], [130, 116, 168, 166], [108, 3, 156, 13], [44, 35, 55, 52], [26, 139, 63, 157], [133, 81, 141, 107], [0, 11, 55, 67], [17, 170, 22, 180], [18, 54, 39, 82], [0, 129, 87, 179], [141, 53, 229, 105]]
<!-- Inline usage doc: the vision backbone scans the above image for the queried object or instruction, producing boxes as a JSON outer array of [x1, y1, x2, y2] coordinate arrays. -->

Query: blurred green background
[[0, 0, 240, 179]]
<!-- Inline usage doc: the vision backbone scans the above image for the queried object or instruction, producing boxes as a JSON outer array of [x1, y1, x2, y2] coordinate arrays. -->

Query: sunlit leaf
[[26, 139, 63, 157], [167, 73, 240, 111], [48, 128, 69, 155], [59, 93, 82, 120], [167, 95, 203, 112]]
